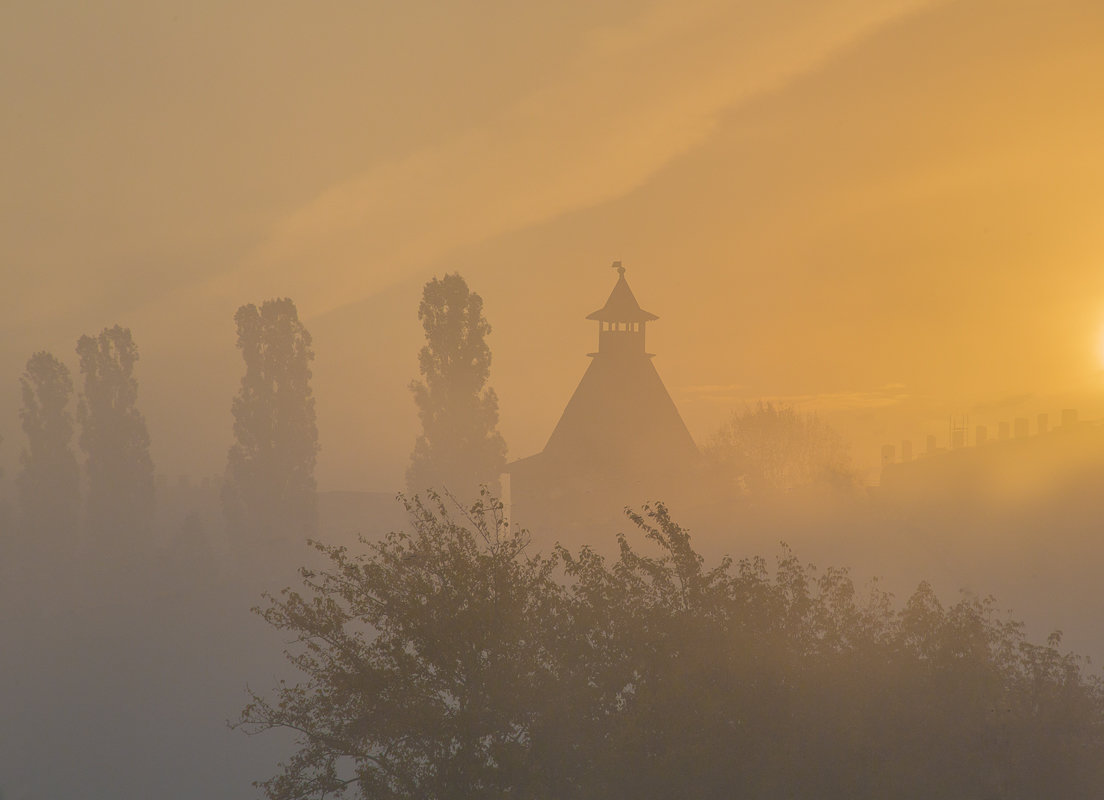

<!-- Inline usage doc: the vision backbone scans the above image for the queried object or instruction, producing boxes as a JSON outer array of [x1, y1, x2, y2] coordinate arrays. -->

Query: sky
[[4, 0, 1104, 491]]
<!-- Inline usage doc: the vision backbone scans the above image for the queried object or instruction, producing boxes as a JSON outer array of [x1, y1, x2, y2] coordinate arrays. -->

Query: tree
[[223, 298, 319, 546], [407, 274, 507, 500], [242, 501, 1104, 800], [239, 492, 558, 798], [77, 326, 155, 539], [705, 401, 855, 497], [17, 351, 80, 542], [0, 432, 7, 547]]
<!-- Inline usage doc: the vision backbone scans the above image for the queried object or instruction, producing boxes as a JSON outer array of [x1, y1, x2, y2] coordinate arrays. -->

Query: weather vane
[[611, 260, 625, 276]]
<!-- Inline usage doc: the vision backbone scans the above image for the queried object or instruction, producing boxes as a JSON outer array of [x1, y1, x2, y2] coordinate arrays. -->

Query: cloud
[[234, 0, 944, 318], [970, 393, 1036, 414], [680, 382, 911, 411]]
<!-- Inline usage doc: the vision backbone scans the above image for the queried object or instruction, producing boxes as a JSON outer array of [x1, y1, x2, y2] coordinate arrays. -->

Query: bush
[[239, 495, 1104, 799]]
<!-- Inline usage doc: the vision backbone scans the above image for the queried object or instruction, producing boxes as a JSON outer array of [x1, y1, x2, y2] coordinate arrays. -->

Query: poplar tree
[[407, 273, 507, 499], [222, 298, 319, 546], [18, 351, 80, 541], [76, 326, 155, 539]]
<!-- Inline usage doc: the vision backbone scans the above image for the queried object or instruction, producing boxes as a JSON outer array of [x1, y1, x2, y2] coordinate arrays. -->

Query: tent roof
[[586, 264, 658, 323]]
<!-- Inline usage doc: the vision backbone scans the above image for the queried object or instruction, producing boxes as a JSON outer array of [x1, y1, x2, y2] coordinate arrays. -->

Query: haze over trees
[[222, 298, 319, 547], [1, 294, 1104, 800], [706, 401, 855, 498], [0, 432, 7, 536], [407, 274, 507, 499], [240, 498, 1104, 800], [76, 326, 155, 541], [0, 310, 324, 800], [17, 351, 80, 544]]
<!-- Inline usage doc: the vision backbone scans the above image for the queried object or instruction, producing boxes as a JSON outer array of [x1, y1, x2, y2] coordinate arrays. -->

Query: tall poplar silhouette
[[76, 326, 155, 539], [222, 298, 319, 546], [18, 351, 80, 541], [407, 273, 506, 498]]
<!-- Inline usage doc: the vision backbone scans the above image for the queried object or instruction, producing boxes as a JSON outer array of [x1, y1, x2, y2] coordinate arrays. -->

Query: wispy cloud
[[970, 393, 1036, 414], [679, 382, 911, 411], [232, 0, 945, 317]]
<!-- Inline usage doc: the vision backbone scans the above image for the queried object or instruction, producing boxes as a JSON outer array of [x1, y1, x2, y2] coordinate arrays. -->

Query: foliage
[[407, 274, 507, 500], [76, 325, 155, 538], [0, 432, 6, 541], [17, 351, 80, 540], [242, 500, 1104, 800], [240, 492, 553, 798], [705, 401, 855, 497], [223, 298, 319, 545]]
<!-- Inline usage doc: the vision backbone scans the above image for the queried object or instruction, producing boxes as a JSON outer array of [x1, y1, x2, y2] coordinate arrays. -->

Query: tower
[[507, 262, 699, 538]]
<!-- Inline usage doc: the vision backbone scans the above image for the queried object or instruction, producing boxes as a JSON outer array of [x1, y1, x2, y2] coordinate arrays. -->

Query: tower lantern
[[586, 261, 659, 356]]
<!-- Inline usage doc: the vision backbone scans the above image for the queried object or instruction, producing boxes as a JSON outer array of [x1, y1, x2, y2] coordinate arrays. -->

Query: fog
[[5, 1, 1104, 798]]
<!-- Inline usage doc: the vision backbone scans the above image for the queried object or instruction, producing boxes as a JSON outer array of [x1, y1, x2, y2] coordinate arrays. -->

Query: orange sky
[[4, 0, 1104, 490]]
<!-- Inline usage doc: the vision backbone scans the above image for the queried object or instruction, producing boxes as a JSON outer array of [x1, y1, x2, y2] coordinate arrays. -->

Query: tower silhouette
[[507, 262, 698, 539]]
